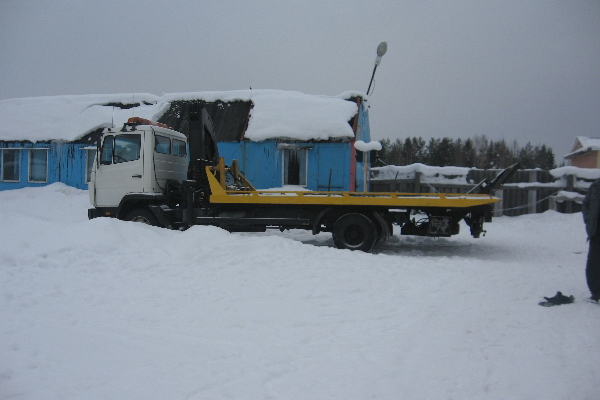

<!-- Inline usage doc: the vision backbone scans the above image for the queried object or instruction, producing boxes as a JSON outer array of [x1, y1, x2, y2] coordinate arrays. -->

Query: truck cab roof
[[103, 118, 188, 142]]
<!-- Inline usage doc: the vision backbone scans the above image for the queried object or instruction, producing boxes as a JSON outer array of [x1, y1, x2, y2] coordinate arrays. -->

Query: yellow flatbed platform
[[207, 167, 500, 208]]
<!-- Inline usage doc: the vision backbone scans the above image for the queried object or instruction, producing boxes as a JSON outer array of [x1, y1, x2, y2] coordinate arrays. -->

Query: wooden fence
[[370, 168, 584, 217]]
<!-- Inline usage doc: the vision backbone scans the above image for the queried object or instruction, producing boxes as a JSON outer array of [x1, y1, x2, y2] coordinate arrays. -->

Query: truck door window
[[114, 134, 141, 163], [172, 139, 187, 157], [100, 136, 114, 165], [155, 135, 171, 154]]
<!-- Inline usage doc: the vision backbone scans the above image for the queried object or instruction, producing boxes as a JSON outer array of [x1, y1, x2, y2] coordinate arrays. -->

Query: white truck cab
[[90, 118, 188, 212]]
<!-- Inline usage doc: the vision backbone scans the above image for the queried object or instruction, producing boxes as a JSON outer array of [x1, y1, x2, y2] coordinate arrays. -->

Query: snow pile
[[354, 140, 382, 152], [550, 166, 600, 180], [0, 90, 360, 143], [548, 166, 600, 191], [554, 190, 586, 203], [261, 185, 312, 192], [371, 164, 600, 189], [371, 163, 472, 184], [1, 184, 599, 399]]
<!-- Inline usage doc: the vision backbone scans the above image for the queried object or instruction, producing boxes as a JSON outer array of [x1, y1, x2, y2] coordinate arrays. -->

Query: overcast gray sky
[[1, 0, 598, 160]]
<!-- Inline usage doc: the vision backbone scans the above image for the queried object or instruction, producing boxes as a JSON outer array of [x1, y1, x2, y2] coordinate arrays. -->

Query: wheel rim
[[344, 223, 365, 246]]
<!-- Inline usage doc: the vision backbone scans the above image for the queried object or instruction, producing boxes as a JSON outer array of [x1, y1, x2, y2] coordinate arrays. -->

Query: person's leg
[[586, 235, 600, 301]]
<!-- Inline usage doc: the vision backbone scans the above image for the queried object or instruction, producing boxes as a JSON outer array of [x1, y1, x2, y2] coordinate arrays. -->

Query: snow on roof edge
[[160, 89, 367, 103], [0, 90, 363, 143]]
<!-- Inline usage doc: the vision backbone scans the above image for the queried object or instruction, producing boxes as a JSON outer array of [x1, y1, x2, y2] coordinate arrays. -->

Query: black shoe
[[590, 294, 600, 303], [539, 291, 575, 307]]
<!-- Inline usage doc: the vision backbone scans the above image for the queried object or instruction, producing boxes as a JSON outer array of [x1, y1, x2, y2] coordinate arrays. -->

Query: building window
[[283, 148, 307, 186], [28, 149, 48, 182], [86, 149, 96, 183], [2, 149, 20, 182]]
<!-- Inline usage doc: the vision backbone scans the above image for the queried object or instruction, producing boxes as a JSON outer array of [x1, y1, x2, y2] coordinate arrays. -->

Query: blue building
[[0, 90, 372, 192], [0, 93, 163, 191], [0, 140, 96, 190]]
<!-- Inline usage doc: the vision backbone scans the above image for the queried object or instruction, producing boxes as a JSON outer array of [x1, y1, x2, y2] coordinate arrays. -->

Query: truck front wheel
[[332, 213, 377, 252], [125, 208, 159, 226]]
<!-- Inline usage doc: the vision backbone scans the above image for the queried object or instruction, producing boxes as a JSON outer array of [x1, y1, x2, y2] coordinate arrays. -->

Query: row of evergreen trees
[[377, 135, 556, 170]]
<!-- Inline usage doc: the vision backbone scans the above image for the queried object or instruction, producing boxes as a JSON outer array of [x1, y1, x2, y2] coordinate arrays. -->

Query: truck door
[[94, 132, 144, 207]]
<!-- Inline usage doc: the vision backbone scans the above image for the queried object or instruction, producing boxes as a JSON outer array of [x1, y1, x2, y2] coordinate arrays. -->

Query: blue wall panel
[[309, 143, 350, 191], [217, 141, 280, 189], [217, 141, 351, 191], [58, 143, 89, 189], [0, 141, 91, 191], [354, 102, 371, 191], [243, 142, 280, 189], [356, 102, 371, 143]]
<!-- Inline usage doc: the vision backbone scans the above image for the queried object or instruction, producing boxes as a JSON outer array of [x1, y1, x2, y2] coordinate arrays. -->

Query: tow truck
[[88, 110, 516, 252]]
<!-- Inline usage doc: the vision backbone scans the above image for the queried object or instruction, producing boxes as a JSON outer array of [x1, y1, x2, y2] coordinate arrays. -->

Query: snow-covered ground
[[1, 184, 599, 400]]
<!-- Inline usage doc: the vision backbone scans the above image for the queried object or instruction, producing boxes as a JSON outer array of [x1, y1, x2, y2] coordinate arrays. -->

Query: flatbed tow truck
[[88, 112, 516, 252]]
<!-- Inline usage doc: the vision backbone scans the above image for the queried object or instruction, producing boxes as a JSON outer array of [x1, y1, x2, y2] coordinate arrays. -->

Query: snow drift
[[1, 184, 599, 400]]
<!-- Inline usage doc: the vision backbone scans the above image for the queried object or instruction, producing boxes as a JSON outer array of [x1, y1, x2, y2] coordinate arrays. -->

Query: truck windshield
[[100, 134, 141, 164]]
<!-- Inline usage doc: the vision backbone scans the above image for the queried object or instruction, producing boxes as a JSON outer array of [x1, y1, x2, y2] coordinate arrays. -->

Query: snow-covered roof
[[0, 93, 163, 142], [0, 90, 361, 143], [564, 136, 600, 159]]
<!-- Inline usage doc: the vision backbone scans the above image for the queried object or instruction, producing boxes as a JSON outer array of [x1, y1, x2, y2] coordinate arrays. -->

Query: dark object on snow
[[539, 292, 575, 307]]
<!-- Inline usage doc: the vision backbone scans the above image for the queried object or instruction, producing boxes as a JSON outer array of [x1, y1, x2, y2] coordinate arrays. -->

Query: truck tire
[[125, 208, 159, 226], [332, 213, 377, 252]]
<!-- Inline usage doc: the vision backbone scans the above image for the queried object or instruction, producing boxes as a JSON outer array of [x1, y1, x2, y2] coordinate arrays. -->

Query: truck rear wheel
[[125, 209, 159, 226], [332, 213, 377, 252]]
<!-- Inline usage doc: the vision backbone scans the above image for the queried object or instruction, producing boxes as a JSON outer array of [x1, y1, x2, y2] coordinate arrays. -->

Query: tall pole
[[364, 152, 369, 192], [366, 65, 378, 96]]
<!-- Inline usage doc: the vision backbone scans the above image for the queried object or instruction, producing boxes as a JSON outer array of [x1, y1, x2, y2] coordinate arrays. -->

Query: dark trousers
[[586, 235, 600, 298]]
